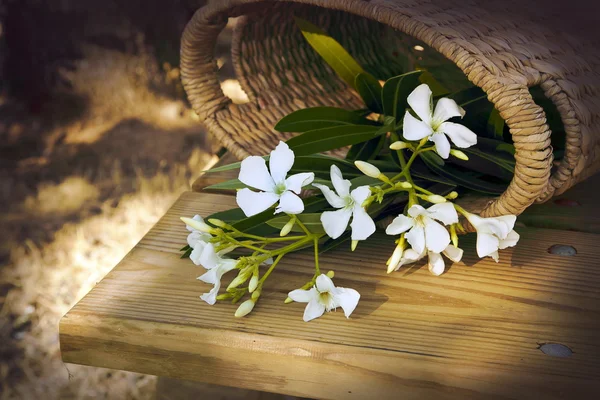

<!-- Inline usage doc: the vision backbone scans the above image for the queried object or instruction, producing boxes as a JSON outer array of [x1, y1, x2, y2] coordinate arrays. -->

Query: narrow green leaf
[[207, 207, 246, 223], [274, 107, 377, 133], [267, 213, 325, 234], [292, 155, 360, 178], [345, 135, 385, 161], [419, 70, 449, 97], [294, 17, 365, 89], [487, 108, 505, 140], [204, 178, 246, 191], [286, 124, 383, 156], [180, 247, 192, 259], [420, 152, 507, 195], [355, 73, 383, 113], [462, 148, 515, 173], [381, 71, 422, 121], [180, 244, 191, 252], [496, 143, 515, 155]]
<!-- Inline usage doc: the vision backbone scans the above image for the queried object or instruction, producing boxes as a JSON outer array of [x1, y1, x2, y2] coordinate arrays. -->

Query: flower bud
[[207, 218, 229, 229], [326, 270, 335, 279], [354, 161, 381, 179], [234, 299, 255, 318], [280, 217, 295, 237], [284, 296, 294, 304], [387, 244, 404, 274], [395, 181, 412, 189], [389, 141, 409, 150], [450, 149, 469, 161], [446, 191, 458, 200], [180, 217, 213, 233], [227, 269, 251, 290], [450, 225, 459, 248], [216, 293, 233, 300], [426, 194, 447, 204], [248, 275, 259, 293], [251, 288, 262, 301], [351, 240, 359, 251]]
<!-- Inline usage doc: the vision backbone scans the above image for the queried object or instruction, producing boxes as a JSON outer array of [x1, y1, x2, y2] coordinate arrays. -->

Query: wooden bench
[[59, 154, 600, 399]]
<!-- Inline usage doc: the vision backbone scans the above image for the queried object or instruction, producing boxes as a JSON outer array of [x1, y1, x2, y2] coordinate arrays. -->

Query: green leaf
[[267, 213, 326, 234], [274, 107, 377, 133], [381, 71, 422, 121], [487, 108, 505, 140], [204, 178, 246, 191], [345, 135, 385, 161], [419, 70, 449, 97], [462, 148, 515, 173], [496, 143, 515, 155], [420, 152, 507, 195], [180, 244, 191, 252], [294, 17, 365, 89], [207, 207, 246, 223], [180, 247, 192, 259], [292, 155, 360, 178], [355, 73, 383, 113], [286, 124, 383, 156]]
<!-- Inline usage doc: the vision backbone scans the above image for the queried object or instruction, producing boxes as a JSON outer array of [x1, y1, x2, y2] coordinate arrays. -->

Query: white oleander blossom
[[388, 244, 463, 276], [385, 203, 459, 254], [185, 215, 212, 249], [313, 165, 376, 241], [403, 83, 477, 158], [465, 213, 520, 262], [236, 141, 314, 217], [288, 274, 360, 322], [196, 243, 238, 305]]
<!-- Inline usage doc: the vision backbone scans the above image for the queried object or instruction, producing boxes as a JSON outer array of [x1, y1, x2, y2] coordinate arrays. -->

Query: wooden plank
[[520, 173, 600, 233], [60, 191, 600, 399]]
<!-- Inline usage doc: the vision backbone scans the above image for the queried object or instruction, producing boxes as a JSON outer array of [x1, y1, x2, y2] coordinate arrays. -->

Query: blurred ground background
[[0, 0, 246, 398]]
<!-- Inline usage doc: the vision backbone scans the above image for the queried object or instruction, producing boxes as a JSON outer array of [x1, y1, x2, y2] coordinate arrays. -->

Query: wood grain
[[60, 192, 600, 399]]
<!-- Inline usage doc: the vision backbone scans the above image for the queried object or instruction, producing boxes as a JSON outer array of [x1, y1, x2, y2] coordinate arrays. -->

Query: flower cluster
[[180, 83, 520, 322]]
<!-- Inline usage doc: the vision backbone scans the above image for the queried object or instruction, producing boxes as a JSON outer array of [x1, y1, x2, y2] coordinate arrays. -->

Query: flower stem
[[313, 237, 320, 276], [258, 253, 284, 284]]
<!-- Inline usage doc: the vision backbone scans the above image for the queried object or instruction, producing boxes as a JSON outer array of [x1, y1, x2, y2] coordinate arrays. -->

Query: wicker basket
[[180, 0, 600, 217]]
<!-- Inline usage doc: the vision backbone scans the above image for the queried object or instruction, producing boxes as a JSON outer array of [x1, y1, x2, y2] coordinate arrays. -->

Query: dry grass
[[0, 165, 204, 400]]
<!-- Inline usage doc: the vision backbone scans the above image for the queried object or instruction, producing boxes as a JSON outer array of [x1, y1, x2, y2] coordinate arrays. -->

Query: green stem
[[292, 214, 311, 236], [258, 253, 284, 284], [313, 237, 320, 276]]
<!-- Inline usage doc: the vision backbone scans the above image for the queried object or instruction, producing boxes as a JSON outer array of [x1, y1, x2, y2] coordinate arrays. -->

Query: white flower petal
[[199, 243, 219, 269], [187, 231, 211, 249], [385, 214, 415, 235], [403, 111, 434, 141], [333, 287, 360, 318], [407, 204, 427, 218], [288, 288, 317, 303], [496, 215, 517, 239], [427, 251, 445, 276], [350, 185, 371, 206], [476, 232, 500, 258], [200, 284, 219, 305], [433, 97, 464, 123], [189, 242, 206, 266], [197, 268, 218, 284], [440, 122, 478, 149], [490, 251, 500, 262], [269, 141, 295, 184], [303, 299, 326, 322], [236, 188, 279, 217], [499, 230, 520, 249], [315, 274, 336, 293], [442, 245, 463, 263], [405, 225, 426, 254], [430, 132, 451, 159], [407, 83, 433, 124], [285, 172, 315, 194], [275, 191, 305, 214], [239, 156, 275, 192], [426, 203, 459, 226], [424, 218, 450, 253], [218, 259, 238, 274], [320, 208, 352, 239], [350, 206, 376, 241], [313, 183, 346, 209], [330, 165, 351, 197], [186, 215, 205, 232]]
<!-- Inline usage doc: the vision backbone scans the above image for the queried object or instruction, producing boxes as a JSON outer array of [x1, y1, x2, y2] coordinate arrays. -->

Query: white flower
[[236, 141, 314, 217], [385, 203, 458, 254], [185, 215, 212, 249], [288, 274, 360, 322], [389, 244, 463, 276], [313, 165, 376, 241], [196, 243, 238, 305], [403, 84, 477, 158], [465, 213, 520, 262]]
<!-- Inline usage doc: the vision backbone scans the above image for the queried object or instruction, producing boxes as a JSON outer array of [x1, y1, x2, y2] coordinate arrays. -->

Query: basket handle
[[180, 4, 233, 121]]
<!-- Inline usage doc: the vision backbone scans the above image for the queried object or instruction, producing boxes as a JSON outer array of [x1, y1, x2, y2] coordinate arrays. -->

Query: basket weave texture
[[180, 0, 600, 217]]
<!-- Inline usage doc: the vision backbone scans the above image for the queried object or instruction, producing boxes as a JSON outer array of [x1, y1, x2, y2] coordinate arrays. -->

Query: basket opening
[[529, 85, 567, 167]]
